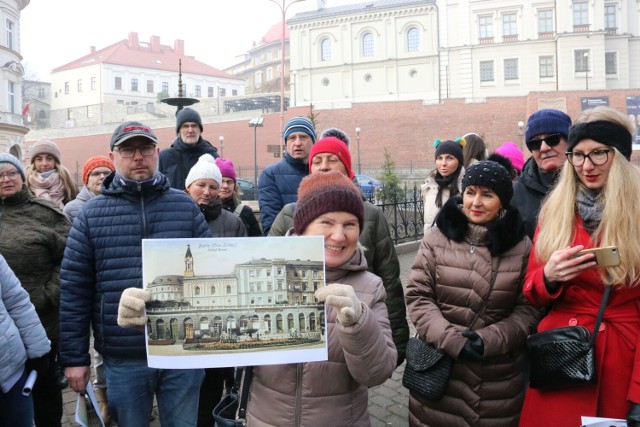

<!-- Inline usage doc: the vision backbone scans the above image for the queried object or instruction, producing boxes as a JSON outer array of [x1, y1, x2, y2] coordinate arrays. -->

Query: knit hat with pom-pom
[[185, 154, 222, 189]]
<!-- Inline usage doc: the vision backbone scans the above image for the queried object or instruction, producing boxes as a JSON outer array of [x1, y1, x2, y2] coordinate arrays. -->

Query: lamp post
[[517, 121, 525, 152], [249, 117, 264, 186], [355, 127, 361, 175], [267, 0, 306, 134], [584, 52, 589, 91], [219, 135, 225, 158]]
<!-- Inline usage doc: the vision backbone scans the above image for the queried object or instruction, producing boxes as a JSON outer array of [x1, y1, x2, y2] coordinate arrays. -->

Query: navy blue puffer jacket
[[59, 172, 211, 367]]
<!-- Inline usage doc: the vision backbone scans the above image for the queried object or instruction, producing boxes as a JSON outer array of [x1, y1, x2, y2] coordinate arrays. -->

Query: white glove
[[117, 288, 150, 328], [315, 283, 363, 327]]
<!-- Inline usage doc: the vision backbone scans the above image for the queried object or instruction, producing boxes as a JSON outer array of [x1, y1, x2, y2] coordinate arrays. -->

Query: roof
[[52, 32, 243, 81], [288, 0, 434, 23]]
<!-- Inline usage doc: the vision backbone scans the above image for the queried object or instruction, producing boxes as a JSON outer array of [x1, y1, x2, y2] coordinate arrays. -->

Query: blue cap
[[283, 116, 316, 144], [525, 109, 572, 145]]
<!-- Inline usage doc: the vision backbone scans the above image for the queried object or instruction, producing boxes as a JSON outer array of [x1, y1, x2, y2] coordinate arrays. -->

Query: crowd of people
[[1, 104, 639, 427]]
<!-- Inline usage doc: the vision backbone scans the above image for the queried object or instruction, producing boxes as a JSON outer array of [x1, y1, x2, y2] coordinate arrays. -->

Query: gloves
[[315, 283, 363, 327], [628, 403, 640, 427], [117, 288, 150, 328], [25, 355, 50, 375], [458, 330, 485, 362]]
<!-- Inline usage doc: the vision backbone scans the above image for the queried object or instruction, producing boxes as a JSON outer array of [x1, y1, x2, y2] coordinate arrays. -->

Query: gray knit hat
[[176, 107, 203, 133], [30, 139, 61, 164], [0, 153, 26, 181]]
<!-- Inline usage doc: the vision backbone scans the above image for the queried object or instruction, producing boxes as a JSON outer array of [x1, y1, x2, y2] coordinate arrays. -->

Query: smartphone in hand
[[574, 246, 620, 268]]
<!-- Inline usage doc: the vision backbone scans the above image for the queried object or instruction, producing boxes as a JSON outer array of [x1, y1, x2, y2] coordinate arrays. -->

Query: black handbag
[[527, 285, 611, 390], [213, 367, 253, 427], [402, 337, 453, 401]]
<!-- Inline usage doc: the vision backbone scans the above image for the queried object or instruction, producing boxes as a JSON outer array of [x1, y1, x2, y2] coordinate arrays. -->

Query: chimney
[[128, 32, 139, 49], [150, 35, 160, 52], [90, 46, 96, 54], [317, 0, 326, 9], [174, 39, 184, 56]]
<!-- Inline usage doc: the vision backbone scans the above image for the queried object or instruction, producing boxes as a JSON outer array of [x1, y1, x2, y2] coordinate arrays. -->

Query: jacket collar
[[518, 157, 559, 195], [283, 152, 308, 171], [102, 172, 170, 196]]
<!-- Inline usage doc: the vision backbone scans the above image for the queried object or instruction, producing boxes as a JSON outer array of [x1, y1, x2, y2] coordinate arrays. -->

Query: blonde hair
[[26, 162, 78, 204], [535, 106, 639, 286]]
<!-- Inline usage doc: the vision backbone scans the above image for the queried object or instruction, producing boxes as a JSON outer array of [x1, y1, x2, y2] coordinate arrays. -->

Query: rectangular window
[[115, 77, 122, 90], [38, 87, 45, 98], [504, 58, 519, 80], [195, 85, 201, 97], [538, 9, 554, 33], [232, 89, 238, 96], [146, 80, 154, 93], [267, 68, 273, 81], [219, 88, 226, 97], [605, 4, 616, 30], [208, 87, 214, 97], [91, 77, 97, 90], [8, 81, 15, 114], [6, 19, 14, 50], [573, 1, 589, 26], [77, 79, 83, 92], [605, 52, 617, 75], [162, 81, 169, 93], [575, 49, 589, 72], [117, 100, 124, 105], [64, 82, 70, 94], [131, 78, 138, 92], [480, 61, 494, 82], [539, 56, 555, 78], [502, 13, 517, 36], [478, 15, 493, 38]]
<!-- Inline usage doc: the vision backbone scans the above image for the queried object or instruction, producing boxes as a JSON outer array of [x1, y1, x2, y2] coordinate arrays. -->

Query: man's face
[[285, 132, 313, 163], [110, 137, 159, 181], [179, 122, 201, 145], [529, 133, 569, 172]]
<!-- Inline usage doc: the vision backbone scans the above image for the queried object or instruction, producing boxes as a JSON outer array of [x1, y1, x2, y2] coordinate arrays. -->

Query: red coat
[[519, 218, 640, 426]]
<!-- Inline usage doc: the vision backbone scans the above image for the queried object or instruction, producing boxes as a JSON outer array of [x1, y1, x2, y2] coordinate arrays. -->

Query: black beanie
[[176, 107, 203, 133], [434, 139, 464, 165], [462, 160, 513, 207], [567, 120, 633, 160]]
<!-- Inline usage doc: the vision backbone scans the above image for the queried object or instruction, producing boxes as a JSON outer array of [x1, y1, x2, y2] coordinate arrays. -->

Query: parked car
[[237, 178, 257, 200], [354, 174, 384, 199]]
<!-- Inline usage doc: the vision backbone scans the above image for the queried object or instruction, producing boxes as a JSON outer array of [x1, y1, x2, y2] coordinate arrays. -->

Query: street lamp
[[219, 135, 225, 158], [355, 127, 361, 175], [267, 0, 306, 134], [517, 121, 525, 152], [584, 52, 589, 91], [249, 117, 264, 186]]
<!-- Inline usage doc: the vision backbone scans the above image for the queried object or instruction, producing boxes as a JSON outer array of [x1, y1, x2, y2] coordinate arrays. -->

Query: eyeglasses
[[0, 170, 20, 181], [526, 133, 563, 151], [116, 145, 156, 158], [89, 171, 111, 178], [566, 149, 612, 166]]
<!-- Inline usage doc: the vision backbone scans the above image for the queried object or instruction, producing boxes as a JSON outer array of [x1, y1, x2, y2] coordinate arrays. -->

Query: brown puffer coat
[[246, 246, 397, 427], [405, 196, 542, 427]]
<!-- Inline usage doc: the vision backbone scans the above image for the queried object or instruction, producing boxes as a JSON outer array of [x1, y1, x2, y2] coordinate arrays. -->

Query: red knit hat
[[308, 136, 354, 179], [294, 171, 364, 235], [82, 155, 115, 185]]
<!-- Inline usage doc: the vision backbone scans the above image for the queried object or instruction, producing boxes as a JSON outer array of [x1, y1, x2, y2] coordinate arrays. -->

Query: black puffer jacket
[[221, 198, 262, 237], [0, 186, 70, 341], [159, 136, 219, 190], [201, 199, 247, 237]]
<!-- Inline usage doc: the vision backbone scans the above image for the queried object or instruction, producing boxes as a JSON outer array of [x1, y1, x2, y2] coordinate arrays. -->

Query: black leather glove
[[627, 403, 640, 427], [459, 330, 485, 362], [25, 355, 50, 375]]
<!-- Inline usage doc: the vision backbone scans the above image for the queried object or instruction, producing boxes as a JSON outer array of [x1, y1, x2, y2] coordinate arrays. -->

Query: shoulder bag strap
[[467, 256, 501, 330], [237, 366, 253, 420], [589, 285, 612, 346], [234, 203, 244, 217]]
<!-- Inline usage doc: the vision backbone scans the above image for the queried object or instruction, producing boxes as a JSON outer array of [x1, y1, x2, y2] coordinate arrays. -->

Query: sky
[[20, 0, 360, 82]]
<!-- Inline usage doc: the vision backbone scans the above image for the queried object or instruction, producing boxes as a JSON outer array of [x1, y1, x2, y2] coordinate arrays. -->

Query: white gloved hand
[[315, 283, 363, 327], [117, 288, 151, 328]]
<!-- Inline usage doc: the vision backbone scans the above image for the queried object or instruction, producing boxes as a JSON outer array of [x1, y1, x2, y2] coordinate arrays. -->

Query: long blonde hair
[[535, 106, 639, 286]]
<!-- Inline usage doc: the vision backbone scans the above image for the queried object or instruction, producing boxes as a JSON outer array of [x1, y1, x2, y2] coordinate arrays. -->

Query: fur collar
[[435, 195, 526, 255]]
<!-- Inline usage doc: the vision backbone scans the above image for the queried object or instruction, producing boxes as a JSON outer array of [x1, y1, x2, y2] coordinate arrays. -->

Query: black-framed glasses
[[526, 133, 563, 151], [565, 149, 612, 166], [116, 145, 156, 158]]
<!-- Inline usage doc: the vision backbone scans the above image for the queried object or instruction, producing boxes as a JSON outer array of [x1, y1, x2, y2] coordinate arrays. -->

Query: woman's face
[[436, 154, 459, 177], [302, 211, 360, 268], [570, 139, 614, 190], [219, 178, 235, 201], [33, 154, 56, 173], [462, 185, 502, 225], [0, 165, 24, 199], [186, 179, 219, 205], [86, 167, 112, 195]]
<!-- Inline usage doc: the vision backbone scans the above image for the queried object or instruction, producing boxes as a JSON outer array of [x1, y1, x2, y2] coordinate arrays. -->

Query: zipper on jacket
[[469, 228, 481, 254], [294, 363, 303, 426], [138, 182, 148, 238]]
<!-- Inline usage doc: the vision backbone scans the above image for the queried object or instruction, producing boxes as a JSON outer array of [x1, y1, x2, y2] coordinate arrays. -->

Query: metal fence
[[365, 183, 425, 245]]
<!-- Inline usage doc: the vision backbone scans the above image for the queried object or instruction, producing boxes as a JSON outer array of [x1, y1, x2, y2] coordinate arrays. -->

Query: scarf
[[28, 171, 65, 209], [575, 187, 604, 235], [434, 172, 458, 208]]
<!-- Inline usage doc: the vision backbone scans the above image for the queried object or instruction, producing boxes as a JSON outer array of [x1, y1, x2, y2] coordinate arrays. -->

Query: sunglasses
[[526, 133, 563, 151]]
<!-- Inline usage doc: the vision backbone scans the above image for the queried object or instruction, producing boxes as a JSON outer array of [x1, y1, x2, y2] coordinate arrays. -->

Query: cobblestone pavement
[[60, 243, 420, 427]]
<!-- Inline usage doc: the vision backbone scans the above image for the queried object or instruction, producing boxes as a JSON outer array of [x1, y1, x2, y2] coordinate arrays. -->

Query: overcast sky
[[20, 0, 360, 81]]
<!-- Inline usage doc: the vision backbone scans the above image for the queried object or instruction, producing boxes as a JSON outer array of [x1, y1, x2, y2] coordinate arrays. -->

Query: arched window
[[362, 33, 374, 57], [226, 285, 231, 294], [194, 286, 200, 296], [407, 28, 420, 52], [210, 285, 216, 294], [320, 38, 332, 61]]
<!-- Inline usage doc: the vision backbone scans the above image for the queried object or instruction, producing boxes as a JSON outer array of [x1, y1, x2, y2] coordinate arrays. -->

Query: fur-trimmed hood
[[435, 195, 526, 256]]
